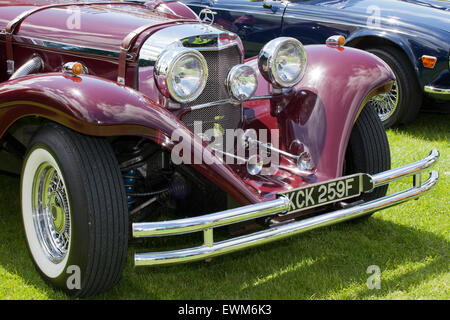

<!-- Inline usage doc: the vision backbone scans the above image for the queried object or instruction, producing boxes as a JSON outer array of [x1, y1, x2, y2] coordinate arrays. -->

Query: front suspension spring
[[123, 170, 138, 210]]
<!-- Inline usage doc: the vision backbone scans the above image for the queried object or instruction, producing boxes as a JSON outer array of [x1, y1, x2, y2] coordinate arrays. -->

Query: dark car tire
[[366, 46, 422, 128], [344, 104, 391, 220], [20, 123, 128, 297]]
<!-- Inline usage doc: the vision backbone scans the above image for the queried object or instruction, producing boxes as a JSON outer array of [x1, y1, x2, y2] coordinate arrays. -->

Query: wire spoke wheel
[[370, 80, 399, 122], [366, 47, 422, 127], [32, 163, 71, 263]]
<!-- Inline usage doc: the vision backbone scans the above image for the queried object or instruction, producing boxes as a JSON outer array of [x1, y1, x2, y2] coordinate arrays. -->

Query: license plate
[[279, 174, 373, 213]]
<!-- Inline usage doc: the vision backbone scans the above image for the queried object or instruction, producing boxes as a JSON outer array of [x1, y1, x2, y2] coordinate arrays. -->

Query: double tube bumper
[[133, 150, 440, 266]]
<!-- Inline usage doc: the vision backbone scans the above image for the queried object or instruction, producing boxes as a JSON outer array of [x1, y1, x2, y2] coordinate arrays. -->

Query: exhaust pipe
[[9, 55, 44, 80]]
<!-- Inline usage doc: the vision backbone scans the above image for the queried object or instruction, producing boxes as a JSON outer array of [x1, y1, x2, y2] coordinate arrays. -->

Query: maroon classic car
[[0, 0, 439, 297]]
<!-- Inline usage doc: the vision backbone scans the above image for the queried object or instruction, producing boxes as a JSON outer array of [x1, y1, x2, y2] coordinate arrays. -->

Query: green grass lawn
[[0, 112, 448, 300]]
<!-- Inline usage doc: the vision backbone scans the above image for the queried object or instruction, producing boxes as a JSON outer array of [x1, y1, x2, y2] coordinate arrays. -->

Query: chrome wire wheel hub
[[32, 163, 71, 263], [370, 81, 399, 121]]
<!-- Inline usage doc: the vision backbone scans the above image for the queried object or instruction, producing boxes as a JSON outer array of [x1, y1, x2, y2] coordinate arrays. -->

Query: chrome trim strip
[[189, 99, 236, 111], [207, 147, 316, 180], [187, 43, 238, 52], [135, 171, 439, 266], [139, 24, 241, 65], [133, 150, 439, 266], [247, 95, 274, 101], [424, 85, 450, 95], [246, 136, 299, 161], [13, 36, 132, 60], [188, 96, 273, 111]]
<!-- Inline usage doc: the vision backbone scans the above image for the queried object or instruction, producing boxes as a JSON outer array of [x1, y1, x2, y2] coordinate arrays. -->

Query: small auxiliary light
[[297, 151, 315, 171], [421, 55, 437, 69], [247, 155, 264, 176], [63, 62, 87, 76], [72, 63, 84, 76], [326, 35, 346, 47]]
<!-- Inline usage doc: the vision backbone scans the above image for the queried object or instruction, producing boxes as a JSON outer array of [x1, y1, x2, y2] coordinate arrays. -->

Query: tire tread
[[345, 105, 391, 210], [28, 124, 128, 297]]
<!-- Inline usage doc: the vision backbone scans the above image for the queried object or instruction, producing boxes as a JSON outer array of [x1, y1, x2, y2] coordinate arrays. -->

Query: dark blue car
[[182, 0, 450, 127]]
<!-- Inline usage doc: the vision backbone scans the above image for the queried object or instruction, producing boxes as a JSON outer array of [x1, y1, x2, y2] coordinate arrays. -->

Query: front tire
[[366, 46, 422, 128], [344, 104, 391, 219], [21, 124, 128, 297]]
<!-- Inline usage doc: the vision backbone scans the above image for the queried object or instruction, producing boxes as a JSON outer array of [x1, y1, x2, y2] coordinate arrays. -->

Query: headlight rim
[[258, 37, 307, 89], [226, 64, 259, 102], [154, 47, 208, 104]]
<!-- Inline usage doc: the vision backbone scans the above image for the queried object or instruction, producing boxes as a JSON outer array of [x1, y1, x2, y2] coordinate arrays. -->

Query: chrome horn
[[240, 130, 316, 176]]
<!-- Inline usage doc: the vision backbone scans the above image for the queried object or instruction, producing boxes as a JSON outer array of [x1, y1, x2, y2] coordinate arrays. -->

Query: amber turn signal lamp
[[62, 61, 86, 76], [71, 62, 84, 76], [326, 35, 346, 47], [421, 55, 437, 69]]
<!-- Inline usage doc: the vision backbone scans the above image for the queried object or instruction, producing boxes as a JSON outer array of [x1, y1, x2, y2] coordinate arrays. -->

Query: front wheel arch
[[346, 34, 418, 75], [347, 36, 423, 126]]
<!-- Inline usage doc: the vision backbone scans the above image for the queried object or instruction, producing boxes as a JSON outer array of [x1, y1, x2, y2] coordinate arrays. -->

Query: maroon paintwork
[[0, 0, 395, 205]]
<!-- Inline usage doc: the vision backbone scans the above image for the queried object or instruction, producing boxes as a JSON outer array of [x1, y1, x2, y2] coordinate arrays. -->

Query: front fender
[[243, 44, 394, 190], [0, 73, 261, 205], [346, 29, 420, 75]]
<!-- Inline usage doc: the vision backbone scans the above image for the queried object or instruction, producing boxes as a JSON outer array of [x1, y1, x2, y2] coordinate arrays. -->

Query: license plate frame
[[279, 173, 374, 213]]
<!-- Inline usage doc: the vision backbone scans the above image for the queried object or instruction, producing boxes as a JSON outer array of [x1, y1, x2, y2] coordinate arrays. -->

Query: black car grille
[[181, 46, 243, 143]]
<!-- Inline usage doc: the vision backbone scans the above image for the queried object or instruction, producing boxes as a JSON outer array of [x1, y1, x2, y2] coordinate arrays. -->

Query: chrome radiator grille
[[182, 46, 243, 137], [181, 103, 242, 135]]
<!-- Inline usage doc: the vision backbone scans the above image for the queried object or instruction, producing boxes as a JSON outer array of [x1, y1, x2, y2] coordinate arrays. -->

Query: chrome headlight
[[258, 37, 307, 88], [226, 64, 258, 101], [154, 47, 208, 103]]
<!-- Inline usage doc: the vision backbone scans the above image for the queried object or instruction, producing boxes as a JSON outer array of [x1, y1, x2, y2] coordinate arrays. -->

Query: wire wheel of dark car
[[370, 80, 399, 122], [21, 123, 128, 297], [366, 46, 422, 128], [344, 104, 391, 220]]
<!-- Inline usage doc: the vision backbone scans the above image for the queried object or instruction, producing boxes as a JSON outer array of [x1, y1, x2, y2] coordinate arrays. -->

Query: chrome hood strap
[[4, 1, 137, 75]]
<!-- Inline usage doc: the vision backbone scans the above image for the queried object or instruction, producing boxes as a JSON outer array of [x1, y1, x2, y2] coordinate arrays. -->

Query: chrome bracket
[[117, 76, 125, 85], [6, 60, 14, 75], [414, 173, 422, 188], [204, 228, 214, 247]]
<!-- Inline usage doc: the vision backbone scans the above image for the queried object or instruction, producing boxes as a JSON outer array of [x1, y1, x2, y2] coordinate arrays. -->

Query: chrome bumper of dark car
[[424, 85, 450, 100], [133, 150, 439, 266]]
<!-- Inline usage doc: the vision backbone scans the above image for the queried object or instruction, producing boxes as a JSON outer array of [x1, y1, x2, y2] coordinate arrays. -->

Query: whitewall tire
[[20, 123, 128, 297]]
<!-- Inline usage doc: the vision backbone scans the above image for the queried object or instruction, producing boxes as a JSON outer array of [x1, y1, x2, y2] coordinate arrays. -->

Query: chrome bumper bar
[[424, 85, 450, 99], [133, 150, 439, 266]]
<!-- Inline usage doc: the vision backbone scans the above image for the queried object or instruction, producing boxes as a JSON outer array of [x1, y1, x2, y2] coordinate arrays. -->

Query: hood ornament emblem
[[199, 8, 217, 25]]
